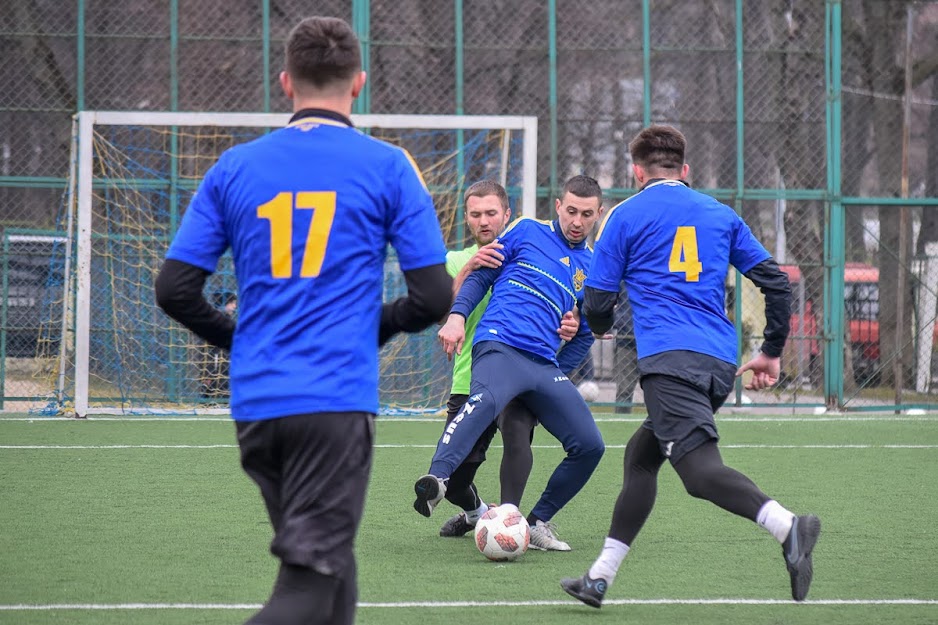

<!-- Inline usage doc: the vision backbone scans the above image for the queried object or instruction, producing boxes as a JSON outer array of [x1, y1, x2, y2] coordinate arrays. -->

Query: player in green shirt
[[437, 180, 518, 537]]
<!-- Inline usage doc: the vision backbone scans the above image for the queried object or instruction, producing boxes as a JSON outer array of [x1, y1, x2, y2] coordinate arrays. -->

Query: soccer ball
[[577, 380, 600, 402], [474, 504, 530, 561]]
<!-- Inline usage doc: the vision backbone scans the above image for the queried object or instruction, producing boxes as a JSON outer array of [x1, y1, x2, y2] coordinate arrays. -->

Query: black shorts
[[235, 412, 374, 576], [638, 351, 737, 464]]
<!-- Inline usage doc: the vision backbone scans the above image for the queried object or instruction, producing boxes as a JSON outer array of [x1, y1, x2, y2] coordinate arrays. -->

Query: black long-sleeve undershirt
[[154, 259, 236, 349], [378, 263, 452, 345], [743, 258, 791, 358], [583, 258, 792, 358], [154, 259, 452, 350], [583, 288, 618, 336]]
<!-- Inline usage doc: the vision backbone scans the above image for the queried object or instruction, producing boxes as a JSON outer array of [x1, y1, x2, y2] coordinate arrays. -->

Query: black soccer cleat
[[783, 514, 821, 601], [439, 512, 475, 537], [413, 474, 446, 518], [560, 572, 608, 609]]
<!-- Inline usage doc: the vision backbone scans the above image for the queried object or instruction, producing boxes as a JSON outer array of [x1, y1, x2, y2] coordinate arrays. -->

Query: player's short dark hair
[[629, 125, 686, 172], [285, 17, 361, 90], [561, 175, 603, 204], [464, 179, 510, 212]]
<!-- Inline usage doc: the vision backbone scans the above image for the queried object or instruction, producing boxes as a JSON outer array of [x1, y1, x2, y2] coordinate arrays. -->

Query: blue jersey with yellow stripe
[[451, 217, 593, 366], [586, 179, 770, 364], [166, 112, 446, 421]]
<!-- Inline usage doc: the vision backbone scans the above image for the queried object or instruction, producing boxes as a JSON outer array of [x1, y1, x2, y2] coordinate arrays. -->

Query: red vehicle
[[781, 263, 880, 382]]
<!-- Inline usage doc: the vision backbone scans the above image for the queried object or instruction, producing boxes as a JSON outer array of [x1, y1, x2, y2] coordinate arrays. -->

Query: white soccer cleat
[[528, 520, 571, 551]]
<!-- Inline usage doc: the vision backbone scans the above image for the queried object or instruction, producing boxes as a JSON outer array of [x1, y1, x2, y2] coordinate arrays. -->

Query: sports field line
[[0, 598, 936, 611], [1, 444, 936, 450], [2, 415, 938, 423]]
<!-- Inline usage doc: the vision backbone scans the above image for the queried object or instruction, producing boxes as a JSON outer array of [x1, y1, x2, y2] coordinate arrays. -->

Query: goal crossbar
[[71, 111, 538, 416]]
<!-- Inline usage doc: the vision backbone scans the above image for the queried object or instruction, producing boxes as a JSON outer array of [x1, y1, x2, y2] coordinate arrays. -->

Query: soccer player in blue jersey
[[154, 17, 451, 625], [437, 180, 582, 541], [439, 181, 533, 537], [561, 125, 820, 607], [415, 175, 606, 551]]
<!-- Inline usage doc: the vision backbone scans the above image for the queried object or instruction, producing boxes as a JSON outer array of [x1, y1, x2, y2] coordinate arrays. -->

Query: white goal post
[[69, 111, 538, 417]]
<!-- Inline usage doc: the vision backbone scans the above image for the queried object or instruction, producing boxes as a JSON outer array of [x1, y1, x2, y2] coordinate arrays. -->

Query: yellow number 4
[[669, 226, 702, 282], [257, 191, 337, 278]]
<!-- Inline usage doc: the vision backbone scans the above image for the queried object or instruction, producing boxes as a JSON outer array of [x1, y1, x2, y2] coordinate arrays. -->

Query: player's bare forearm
[[438, 313, 467, 360]]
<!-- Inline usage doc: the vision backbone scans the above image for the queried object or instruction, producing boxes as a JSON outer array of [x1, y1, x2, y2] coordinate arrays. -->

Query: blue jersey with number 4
[[586, 179, 770, 364], [166, 114, 446, 421]]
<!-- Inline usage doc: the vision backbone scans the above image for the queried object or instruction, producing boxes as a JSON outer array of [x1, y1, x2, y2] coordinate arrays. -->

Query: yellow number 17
[[257, 191, 337, 278], [669, 226, 702, 282]]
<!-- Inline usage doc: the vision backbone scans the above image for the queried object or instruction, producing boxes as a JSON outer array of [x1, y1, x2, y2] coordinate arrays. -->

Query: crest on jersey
[[573, 267, 586, 291], [559, 256, 570, 267]]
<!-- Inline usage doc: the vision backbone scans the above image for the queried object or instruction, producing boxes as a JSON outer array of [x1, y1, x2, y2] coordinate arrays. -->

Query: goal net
[[32, 111, 536, 417]]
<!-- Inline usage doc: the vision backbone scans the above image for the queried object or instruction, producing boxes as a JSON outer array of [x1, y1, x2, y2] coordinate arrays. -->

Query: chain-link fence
[[2, 0, 938, 412]]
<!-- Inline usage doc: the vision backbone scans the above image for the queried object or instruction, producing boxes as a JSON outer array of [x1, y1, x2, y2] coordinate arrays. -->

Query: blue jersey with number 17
[[166, 114, 446, 421], [586, 179, 770, 364]]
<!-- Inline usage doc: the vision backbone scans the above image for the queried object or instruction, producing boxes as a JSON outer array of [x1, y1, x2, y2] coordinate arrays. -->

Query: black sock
[[445, 462, 483, 510]]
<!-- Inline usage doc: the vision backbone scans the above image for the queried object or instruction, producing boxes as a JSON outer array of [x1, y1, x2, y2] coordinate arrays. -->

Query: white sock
[[588, 537, 630, 583], [465, 502, 489, 524], [757, 499, 795, 543]]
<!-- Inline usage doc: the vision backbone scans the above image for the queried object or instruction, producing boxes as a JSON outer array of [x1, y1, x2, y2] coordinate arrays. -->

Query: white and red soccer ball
[[474, 503, 530, 561]]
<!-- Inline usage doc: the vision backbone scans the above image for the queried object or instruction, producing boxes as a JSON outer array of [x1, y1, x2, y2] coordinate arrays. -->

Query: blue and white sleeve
[[451, 266, 500, 318]]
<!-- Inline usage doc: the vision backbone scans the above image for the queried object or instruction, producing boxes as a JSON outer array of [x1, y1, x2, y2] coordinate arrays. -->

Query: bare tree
[[775, 2, 828, 389], [862, 0, 912, 387]]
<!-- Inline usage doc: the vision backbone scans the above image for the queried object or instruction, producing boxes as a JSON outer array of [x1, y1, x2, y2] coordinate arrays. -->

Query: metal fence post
[[824, 0, 845, 409]]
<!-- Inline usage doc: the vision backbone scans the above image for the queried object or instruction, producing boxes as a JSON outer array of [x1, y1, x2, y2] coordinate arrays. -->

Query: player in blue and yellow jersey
[[561, 125, 820, 607], [415, 175, 606, 551], [155, 17, 451, 625], [437, 179, 591, 546], [437, 180, 576, 540]]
